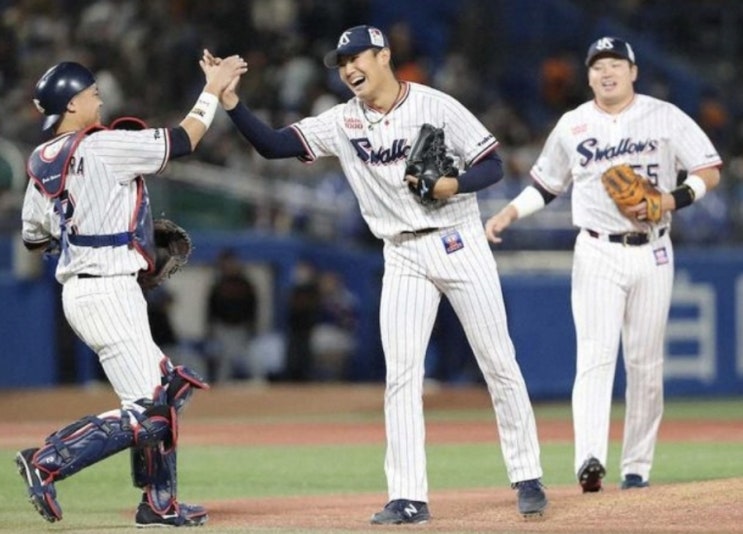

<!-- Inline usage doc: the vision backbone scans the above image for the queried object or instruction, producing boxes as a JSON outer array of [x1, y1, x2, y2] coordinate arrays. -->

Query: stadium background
[[0, 0, 742, 399]]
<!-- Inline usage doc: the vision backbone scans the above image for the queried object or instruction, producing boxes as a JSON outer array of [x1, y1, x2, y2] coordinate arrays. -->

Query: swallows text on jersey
[[577, 137, 658, 166], [350, 138, 408, 165]]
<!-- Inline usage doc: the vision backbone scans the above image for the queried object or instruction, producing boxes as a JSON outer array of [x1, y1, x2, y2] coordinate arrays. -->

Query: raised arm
[[179, 54, 248, 150], [201, 49, 306, 159]]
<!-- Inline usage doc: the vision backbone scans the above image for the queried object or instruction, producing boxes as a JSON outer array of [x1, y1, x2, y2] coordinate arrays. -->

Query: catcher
[[19, 56, 246, 527]]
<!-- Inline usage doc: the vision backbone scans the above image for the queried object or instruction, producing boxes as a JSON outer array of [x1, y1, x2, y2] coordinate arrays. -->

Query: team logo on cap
[[594, 37, 616, 51], [338, 31, 352, 47], [591, 37, 635, 63]]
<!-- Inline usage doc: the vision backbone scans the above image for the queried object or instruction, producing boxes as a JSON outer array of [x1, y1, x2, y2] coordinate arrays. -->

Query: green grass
[[2, 441, 741, 532], [1, 398, 740, 532], [530, 396, 743, 421]]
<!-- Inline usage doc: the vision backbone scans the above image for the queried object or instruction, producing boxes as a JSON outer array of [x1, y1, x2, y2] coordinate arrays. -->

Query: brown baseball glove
[[601, 164, 662, 222]]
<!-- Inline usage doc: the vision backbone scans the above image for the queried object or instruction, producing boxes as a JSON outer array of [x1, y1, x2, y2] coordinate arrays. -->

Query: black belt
[[400, 227, 439, 237], [77, 273, 136, 279], [586, 227, 667, 246]]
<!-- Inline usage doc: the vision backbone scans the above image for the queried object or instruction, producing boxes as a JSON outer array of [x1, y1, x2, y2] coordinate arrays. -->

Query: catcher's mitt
[[405, 123, 458, 206], [138, 219, 192, 290], [601, 164, 662, 222]]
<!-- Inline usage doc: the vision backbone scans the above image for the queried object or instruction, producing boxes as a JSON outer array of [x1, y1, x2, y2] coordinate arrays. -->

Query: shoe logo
[[404, 503, 418, 517]]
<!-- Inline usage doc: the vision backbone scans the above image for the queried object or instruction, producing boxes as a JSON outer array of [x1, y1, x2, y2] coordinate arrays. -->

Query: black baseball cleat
[[513, 479, 548, 518], [621, 474, 649, 489], [15, 448, 63, 523], [370, 499, 430, 525], [135, 500, 208, 528], [578, 456, 606, 493]]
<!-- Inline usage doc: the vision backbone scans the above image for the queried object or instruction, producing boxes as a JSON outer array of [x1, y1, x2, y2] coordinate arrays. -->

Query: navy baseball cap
[[323, 25, 389, 68], [585, 37, 636, 66], [33, 61, 96, 131]]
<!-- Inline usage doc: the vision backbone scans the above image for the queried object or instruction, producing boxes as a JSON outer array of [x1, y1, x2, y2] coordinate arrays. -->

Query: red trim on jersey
[[393, 81, 411, 111], [689, 163, 723, 174], [529, 170, 562, 196], [289, 124, 316, 163], [469, 141, 500, 168], [158, 128, 171, 173], [362, 81, 410, 114]]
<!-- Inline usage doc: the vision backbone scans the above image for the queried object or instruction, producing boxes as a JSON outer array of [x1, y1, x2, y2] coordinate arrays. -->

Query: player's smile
[[348, 74, 367, 90], [342, 62, 372, 96], [588, 57, 637, 112]]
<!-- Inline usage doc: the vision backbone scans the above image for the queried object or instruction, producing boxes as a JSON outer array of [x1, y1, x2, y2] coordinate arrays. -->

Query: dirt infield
[[1, 384, 741, 533]]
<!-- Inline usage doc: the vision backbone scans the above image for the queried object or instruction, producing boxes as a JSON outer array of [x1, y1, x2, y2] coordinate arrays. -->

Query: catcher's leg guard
[[131, 443, 208, 525], [130, 358, 209, 515], [131, 446, 180, 513], [33, 401, 171, 483], [159, 356, 209, 413], [16, 447, 63, 523], [18, 400, 171, 522]]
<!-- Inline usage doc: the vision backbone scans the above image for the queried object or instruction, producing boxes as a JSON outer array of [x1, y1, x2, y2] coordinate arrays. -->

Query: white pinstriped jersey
[[531, 94, 722, 233], [22, 128, 171, 283], [290, 82, 498, 239]]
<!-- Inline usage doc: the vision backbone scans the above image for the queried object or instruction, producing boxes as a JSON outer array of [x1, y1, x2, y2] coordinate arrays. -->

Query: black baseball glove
[[138, 219, 193, 290], [405, 123, 458, 206]]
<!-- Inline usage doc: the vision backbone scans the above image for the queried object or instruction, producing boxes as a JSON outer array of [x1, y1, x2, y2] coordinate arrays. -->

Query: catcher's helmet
[[33, 62, 96, 131]]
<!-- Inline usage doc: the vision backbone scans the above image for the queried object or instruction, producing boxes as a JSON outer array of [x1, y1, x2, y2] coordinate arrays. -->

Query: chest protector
[[27, 120, 156, 272]]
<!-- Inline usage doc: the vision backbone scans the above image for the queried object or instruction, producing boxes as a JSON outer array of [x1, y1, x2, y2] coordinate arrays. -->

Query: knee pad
[[34, 402, 171, 482], [159, 357, 209, 413]]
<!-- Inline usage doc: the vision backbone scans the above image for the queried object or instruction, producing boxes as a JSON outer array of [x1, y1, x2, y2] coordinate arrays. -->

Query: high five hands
[[201, 49, 244, 110]]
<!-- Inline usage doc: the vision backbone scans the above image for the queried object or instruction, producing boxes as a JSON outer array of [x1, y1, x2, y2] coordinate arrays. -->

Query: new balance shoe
[[621, 474, 649, 489], [513, 479, 548, 517], [135, 500, 208, 528], [15, 448, 63, 523], [578, 457, 606, 493], [370, 499, 430, 525]]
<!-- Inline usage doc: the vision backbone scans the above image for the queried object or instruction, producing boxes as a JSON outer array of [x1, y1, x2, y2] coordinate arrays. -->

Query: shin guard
[[33, 402, 171, 484], [129, 358, 208, 511]]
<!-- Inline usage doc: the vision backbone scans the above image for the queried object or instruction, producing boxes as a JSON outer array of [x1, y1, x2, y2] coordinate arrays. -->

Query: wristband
[[187, 92, 219, 128], [510, 186, 546, 218], [684, 174, 707, 201], [670, 184, 695, 210], [671, 174, 707, 211]]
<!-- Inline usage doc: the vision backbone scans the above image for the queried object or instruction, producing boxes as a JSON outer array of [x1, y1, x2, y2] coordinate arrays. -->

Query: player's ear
[[630, 64, 638, 82], [66, 90, 85, 114], [378, 47, 392, 67]]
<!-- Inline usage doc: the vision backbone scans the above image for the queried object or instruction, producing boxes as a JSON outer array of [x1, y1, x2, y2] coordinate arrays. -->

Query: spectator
[[309, 271, 358, 381], [205, 248, 259, 384], [282, 261, 320, 382]]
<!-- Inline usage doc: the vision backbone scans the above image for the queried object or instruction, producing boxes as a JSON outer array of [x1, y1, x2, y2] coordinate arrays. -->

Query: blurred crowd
[[1, 0, 742, 247], [140, 250, 359, 385]]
